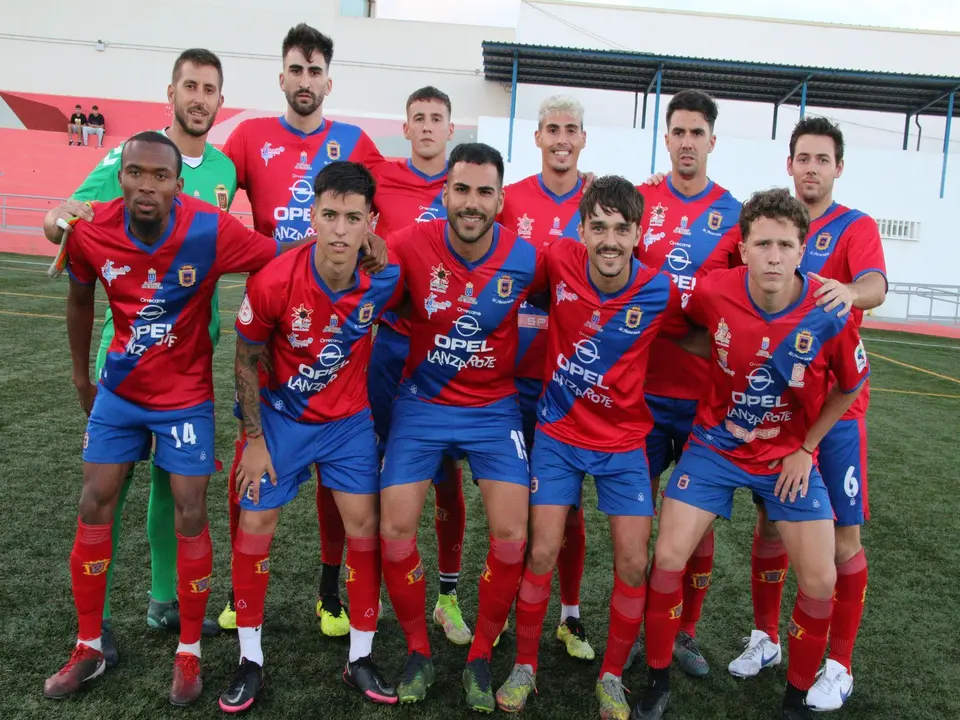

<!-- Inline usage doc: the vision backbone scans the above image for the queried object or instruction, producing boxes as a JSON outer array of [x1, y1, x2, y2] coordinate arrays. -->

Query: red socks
[[644, 565, 685, 669], [558, 507, 586, 607], [514, 567, 553, 671], [787, 590, 833, 691], [751, 530, 788, 643], [345, 536, 380, 632], [434, 467, 466, 579], [600, 574, 647, 678], [233, 528, 274, 628], [177, 525, 213, 645], [468, 537, 526, 662], [381, 537, 430, 657], [828, 549, 868, 672], [316, 472, 345, 565], [680, 529, 714, 637], [228, 439, 243, 548], [70, 520, 113, 642]]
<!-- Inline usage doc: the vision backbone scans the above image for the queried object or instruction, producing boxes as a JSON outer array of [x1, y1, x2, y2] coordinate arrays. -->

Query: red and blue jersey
[[66, 195, 280, 411], [223, 117, 385, 244], [373, 158, 448, 336], [392, 219, 546, 407], [235, 243, 404, 424], [537, 241, 689, 452], [636, 176, 742, 401], [799, 202, 886, 419], [499, 173, 584, 381], [686, 267, 870, 475]]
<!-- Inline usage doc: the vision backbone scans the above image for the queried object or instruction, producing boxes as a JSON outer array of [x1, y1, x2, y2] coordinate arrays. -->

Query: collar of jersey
[[586, 254, 640, 303], [123, 197, 180, 254], [310, 244, 359, 300], [666, 174, 715, 203], [279, 116, 327, 138], [809, 201, 840, 226], [745, 269, 809, 322], [157, 127, 212, 166], [444, 223, 500, 271], [406, 158, 447, 183], [536, 173, 583, 204]]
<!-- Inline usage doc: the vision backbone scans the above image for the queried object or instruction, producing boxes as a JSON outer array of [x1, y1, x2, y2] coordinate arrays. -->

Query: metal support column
[[641, 92, 648, 129], [507, 50, 518, 163], [772, 103, 779, 140], [799, 79, 808, 119], [633, 91, 639, 129], [940, 91, 955, 199], [650, 66, 663, 175], [903, 114, 911, 151]]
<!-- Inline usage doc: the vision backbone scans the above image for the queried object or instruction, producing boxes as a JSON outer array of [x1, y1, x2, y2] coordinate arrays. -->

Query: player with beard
[[728, 118, 886, 713], [42, 48, 233, 665], [221, 23, 386, 638]]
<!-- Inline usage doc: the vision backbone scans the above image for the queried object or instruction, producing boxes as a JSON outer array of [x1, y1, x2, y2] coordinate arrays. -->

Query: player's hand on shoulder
[[579, 171, 596, 190], [770, 448, 813, 504], [236, 434, 276, 505], [73, 377, 98, 416], [642, 172, 667, 186], [359, 230, 388, 275], [808, 272, 855, 317], [44, 200, 95, 243]]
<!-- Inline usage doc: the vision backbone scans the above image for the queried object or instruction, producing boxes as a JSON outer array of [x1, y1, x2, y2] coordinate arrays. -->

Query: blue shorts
[[368, 324, 409, 454], [530, 430, 653, 516], [666, 441, 833, 523], [645, 394, 698, 477], [817, 418, 870, 526], [240, 405, 379, 511], [515, 376, 542, 452], [83, 385, 216, 477], [380, 392, 530, 489]]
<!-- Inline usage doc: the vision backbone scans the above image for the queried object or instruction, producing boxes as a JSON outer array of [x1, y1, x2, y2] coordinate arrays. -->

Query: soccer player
[[366, 85, 477, 645], [631, 188, 870, 720], [221, 22, 386, 635], [498, 93, 594, 661], [495, 176, 701, 720], [44, 132, 282, 705], [729, 117, 887, 712], [378, 142, 543, 711], [41, 48, 234, 665], [218, 163, 403, 712], [630, 89, 743, 677]]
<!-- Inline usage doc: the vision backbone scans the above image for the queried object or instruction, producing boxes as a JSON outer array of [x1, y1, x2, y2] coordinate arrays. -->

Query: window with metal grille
[[876, 218, 920, 242]]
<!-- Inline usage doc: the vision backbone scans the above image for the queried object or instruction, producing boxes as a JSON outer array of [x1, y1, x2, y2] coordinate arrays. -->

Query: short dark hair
[[172, 48, 224, 90], [313, 161, 376, 207], [122, 131, 183, 177], [666, 89, 719, 129], [92, 105, 98, 111], [789, 116, 845, 163], [75, 104, 81, 109], [738, 188, 810, 243], [578, 175, 645, 225], [406, 86, 452, 117], [447, 142, 504, 186], [283, 23, 334, 68]]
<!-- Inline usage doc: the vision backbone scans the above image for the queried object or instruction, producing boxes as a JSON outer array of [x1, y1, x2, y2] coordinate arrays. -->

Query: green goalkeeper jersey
[[72, 128, 238, 361]]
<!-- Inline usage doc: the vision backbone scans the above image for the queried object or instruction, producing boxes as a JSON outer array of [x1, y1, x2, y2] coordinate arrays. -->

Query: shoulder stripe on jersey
[[800, 208, 866, 276], [104, 210, 220, 390]]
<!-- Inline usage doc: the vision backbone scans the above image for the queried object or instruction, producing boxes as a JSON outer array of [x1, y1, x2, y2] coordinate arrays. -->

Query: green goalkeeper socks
[[146, 460, 178, 603], [103, 470, 134, 620]]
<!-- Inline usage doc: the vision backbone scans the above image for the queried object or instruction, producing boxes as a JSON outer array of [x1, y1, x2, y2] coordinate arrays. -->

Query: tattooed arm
[[234, 335, 276, 504]]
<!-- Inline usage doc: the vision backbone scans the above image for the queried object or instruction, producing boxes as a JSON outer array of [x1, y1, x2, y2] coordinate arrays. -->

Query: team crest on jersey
[[625, 306, 643, 329], [430, 263, 450, 293], [708, 211, 723, 231], [326, 139, 341, 160], [794, 330, 814, 355], [260, 142, 285, 166], [496, 274, 514, 300], [717, 348, 735, 376], [100, 259, 131, 286], [815, 232, 832, 251], [584, 309, 603, 332], [649, 203, 667, 228], [756, 336, 771, 358], [324, 314, 342, 334], [673, 215, 691, 236], [516, 214, 534, 238], [789, 362, 806, 388], [142, 267, 162, 290], [291, 304, 314, 331], [424, 292, 451, 318], [714, 318, 731, 347], [238, 294, 254, 325], [358, 302, 375, 325], [188, 576, 211, 593], [296, 150, 312, 171], [855, 339, 868, 373], [677, 474, 690, 490], [82, 559, 110, 576], [215, 183, 229, 211], [549, 216, 562, 236], [458, 282, 477, 306], [555, 281, 579, 303], [178, 264, 197, 287]]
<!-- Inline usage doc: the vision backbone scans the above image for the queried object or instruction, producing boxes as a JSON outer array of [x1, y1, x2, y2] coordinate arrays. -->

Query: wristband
[[799, 445, 814, 456]]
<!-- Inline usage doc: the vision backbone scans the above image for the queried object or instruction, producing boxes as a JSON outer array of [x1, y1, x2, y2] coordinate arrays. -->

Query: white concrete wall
[[1, 0, 514, 122], [480, 115, 960, 318]]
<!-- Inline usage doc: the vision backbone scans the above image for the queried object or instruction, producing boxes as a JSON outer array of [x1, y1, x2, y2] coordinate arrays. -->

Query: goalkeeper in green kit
[[43, 48, 235, 666]]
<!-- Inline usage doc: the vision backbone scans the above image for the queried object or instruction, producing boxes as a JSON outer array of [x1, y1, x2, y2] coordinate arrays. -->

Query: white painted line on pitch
[[864, 337, 960, 351]]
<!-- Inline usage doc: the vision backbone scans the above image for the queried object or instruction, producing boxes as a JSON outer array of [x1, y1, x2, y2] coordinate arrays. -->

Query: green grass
[[1, 252, 959, 720]]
